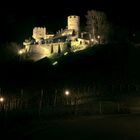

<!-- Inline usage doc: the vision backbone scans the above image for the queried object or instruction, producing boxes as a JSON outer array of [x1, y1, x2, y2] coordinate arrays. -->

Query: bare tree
[[86, 10, 110, 44]]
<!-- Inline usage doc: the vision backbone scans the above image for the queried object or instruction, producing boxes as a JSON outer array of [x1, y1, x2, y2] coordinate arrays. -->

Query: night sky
[[0, 0, 139, 43]]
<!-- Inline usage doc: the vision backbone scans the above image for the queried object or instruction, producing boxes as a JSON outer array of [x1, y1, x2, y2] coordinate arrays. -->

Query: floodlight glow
[[64, 52, 68, 55], [0, 97, 4, 102], [18, 50, 23, 55], [52, 61, 58, 65], [65, 90, 70, 96]]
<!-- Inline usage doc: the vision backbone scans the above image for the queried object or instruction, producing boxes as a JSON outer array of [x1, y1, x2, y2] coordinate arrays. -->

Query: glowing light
[[52, 61, 58, 65], [65, 90, 70, 96], [18, 50, 23, 55], [64, 52, 68, 55], [0, 97, 4, 102], [97, 35, 100, 44], [91, 39, 94, 42]]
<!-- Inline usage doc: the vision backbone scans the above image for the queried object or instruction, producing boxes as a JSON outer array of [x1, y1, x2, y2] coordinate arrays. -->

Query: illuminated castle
[[21, 15, 98, 61]]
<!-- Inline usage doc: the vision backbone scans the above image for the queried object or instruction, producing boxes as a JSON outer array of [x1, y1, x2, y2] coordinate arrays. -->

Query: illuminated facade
[[67, 15, 80, 37], [22, 15, 97, 61]]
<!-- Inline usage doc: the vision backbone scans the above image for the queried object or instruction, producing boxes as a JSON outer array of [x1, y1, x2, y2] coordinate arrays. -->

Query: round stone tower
[[67, 15, 80, 36]]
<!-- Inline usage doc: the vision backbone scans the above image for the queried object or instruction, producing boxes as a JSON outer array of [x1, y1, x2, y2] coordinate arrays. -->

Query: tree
[[86, 10, 111, 44], [0, 42, 22, 62]]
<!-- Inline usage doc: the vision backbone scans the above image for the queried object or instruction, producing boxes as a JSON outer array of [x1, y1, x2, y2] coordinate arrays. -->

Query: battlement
[[68, 15, 79, 18], [32, 27, 46, 42]]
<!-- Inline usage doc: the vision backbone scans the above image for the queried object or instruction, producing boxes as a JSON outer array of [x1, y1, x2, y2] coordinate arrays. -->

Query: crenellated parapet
[[32, 27, 46, 42]]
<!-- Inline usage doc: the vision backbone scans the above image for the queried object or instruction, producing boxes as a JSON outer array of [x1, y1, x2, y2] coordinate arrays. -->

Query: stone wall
[[28, 42, 67, 61]]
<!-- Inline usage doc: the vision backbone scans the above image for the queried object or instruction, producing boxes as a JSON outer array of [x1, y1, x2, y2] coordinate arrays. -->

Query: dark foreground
[[2, 113, 140, 140]]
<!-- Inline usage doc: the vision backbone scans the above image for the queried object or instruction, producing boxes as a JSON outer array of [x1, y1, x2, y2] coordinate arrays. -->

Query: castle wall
[[71, 38, 89, 51], [27, 42, 67, 61]]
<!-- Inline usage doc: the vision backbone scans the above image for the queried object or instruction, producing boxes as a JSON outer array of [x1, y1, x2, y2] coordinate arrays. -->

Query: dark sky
[[0, 0, 139, 43]]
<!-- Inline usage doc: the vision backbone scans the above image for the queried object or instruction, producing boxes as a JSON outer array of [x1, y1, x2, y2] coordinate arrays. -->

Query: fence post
[[20, 89, 23, 109], [39, 89, 43, 119], [99, 101, 102, 114]]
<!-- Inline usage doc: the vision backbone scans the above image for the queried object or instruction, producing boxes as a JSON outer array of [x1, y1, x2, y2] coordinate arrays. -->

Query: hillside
[[0, 43, 139, 90]]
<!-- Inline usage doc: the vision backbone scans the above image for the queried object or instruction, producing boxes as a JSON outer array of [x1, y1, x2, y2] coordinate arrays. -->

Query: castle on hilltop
[[20, 15, 98, 61]]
